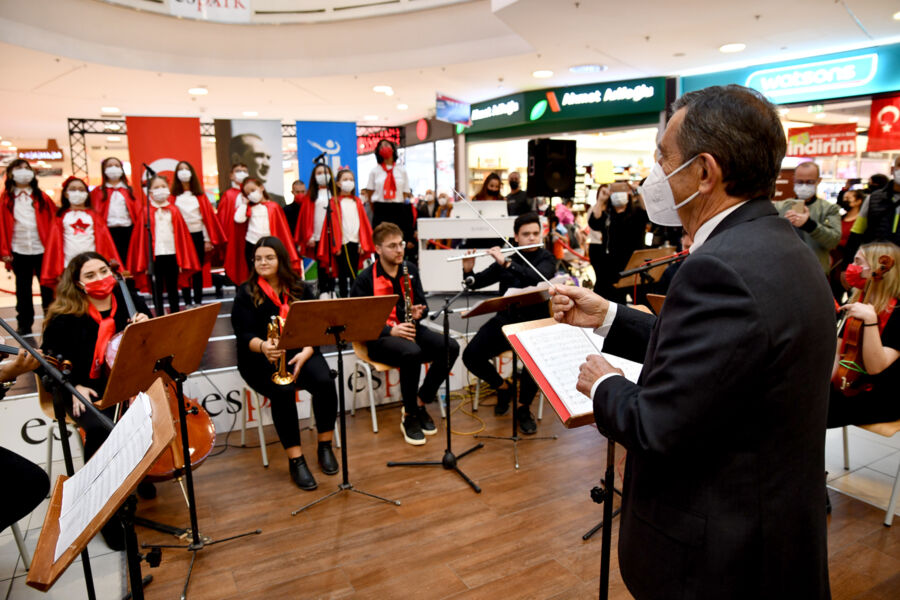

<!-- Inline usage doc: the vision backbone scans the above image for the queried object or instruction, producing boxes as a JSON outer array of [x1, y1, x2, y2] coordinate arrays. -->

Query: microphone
[[142, 162, 157, 178], [464, 275, 476, 288], [312, 151, 327, 164]]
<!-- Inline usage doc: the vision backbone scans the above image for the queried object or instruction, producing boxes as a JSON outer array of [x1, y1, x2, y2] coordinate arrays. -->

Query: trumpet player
[[461, 212, 555, 434], [351, 222, 459, 446], [231, 236, 338, 491]]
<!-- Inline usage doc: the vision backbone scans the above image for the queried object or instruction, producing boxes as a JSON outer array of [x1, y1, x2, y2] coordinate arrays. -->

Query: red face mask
[[844, 263, 867, 289], [82, 275, 116, 299], [379, 145, 393, 159]]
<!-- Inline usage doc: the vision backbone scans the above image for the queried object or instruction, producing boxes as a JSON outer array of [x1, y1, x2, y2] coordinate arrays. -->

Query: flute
[[445, 243, 543, 262]]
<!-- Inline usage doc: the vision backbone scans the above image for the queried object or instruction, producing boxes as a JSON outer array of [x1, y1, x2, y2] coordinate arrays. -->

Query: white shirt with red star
[[62, 209, 96, 264]]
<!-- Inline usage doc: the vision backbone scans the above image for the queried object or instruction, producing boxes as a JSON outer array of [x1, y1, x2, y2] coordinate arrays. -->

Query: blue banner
[[296, 121, 358, 191]]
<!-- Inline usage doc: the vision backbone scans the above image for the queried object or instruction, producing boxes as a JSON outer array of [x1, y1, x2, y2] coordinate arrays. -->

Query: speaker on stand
[[527, 138, 576, 199]]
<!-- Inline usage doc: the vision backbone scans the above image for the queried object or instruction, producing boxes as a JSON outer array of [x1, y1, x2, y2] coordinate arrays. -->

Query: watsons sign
[[746, 54, 878, 100]]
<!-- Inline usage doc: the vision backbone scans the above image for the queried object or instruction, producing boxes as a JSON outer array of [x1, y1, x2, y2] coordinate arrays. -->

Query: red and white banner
[[867, 93, 900, 152], [786, 123, 857, 157], [125, 116, 203, 203]]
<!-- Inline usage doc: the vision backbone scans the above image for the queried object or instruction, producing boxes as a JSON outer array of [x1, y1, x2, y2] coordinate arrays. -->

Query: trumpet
[[267, 315, 294, 385], [401, 264, 415, 324], [445, 244, 543, 262]]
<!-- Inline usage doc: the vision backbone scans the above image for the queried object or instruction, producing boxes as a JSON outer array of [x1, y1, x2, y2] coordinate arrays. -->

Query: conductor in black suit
[[551, 85, 835, 599]]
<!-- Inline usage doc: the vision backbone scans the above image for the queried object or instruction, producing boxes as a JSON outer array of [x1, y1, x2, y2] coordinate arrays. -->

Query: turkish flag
[[125, 116, 203, 203], [868, 93, 900, 152]]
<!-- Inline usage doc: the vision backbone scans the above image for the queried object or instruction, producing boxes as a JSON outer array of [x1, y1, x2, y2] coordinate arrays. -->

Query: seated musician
[[461, 212, 555, 434], [350, 222, 459, 446], [231, 236, 338, 491], [827, 241, 900, 428], [40, 251, 151, 548]]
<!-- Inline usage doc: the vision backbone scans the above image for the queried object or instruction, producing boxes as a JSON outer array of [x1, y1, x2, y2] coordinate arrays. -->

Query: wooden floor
[[131, 394, 900, 600]]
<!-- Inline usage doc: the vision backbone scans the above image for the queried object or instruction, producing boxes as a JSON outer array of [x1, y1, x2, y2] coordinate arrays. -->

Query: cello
[[833, 254, 895, 395]]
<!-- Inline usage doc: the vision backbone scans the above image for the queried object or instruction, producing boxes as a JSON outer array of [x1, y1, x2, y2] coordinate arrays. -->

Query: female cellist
[[40, 251, 151, 548], [827, 241, 900, 427], [230, 236, 338, 491]]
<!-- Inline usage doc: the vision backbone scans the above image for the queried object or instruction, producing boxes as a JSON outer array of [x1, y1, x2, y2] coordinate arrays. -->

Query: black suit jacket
[[595, 200, 834, 599]]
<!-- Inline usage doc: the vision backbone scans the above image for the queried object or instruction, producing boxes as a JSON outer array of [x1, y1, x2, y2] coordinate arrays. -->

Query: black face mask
[[487, 188, 500, 197], [509, 180, 519, 190]]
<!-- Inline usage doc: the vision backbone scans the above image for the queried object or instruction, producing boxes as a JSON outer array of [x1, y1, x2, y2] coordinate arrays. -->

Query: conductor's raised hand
[[549, 285, 610, 330], [576, 355, 623, 397]]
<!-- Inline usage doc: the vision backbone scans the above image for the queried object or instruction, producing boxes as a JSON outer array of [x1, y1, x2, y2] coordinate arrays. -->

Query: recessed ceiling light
[[0, 140, 11, 146], [815, 113, 827, 119], [7, 147, 16, 152], [188, 87, 208, 96], [718, 43, 746, 53], [243, 111, 258, 117], [894, 10, 900, 20], [363, 115, 379, 121], [569, 64, 607, 74], [396, 103, 409, 110], [106, 135, 121, 142], [373, 85, 394, 96], [532, 70, 554, 79], [101, 106, 120, 114]]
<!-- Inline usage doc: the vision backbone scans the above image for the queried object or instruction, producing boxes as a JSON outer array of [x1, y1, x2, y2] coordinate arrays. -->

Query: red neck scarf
[[87, 296, 117, 379], [381, 164, 397, 200], [257, 276, 290, 319]]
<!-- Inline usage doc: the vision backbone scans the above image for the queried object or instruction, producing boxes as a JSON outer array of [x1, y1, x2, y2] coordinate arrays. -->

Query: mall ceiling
[[0, 0, 898, 148]]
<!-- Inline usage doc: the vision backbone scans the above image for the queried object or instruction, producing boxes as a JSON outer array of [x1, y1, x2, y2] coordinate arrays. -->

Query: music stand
[[278, 296, 403, 515], [27, 379, 175, 600], [613, 248, 670, 289], [464, 288, 558, 469], [99, 303, 262, 600]]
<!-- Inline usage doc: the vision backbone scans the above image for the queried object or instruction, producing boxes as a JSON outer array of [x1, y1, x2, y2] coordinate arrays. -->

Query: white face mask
[[67, 190, 88, 206], [176, 169, 193, 182], [893, 169, 900, 185], [150, 187, 169, 203], [339, 180, 355, 194], [315, 173, 328, 186], [104, 165, 123, 180], [233, 170, 249, 183], [639, 156, 699, 227], [425, 194, 434, 202], [793, 183, 816, 201], [537, 202, 549, 212], [247, 189, 263, 204], [610, 192, 629, 208], [438, 197, 447, 206], [12, 168, 34, 185]]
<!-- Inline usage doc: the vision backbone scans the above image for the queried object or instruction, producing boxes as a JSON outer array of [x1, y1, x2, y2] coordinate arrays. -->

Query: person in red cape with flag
[[41, 176, 122, 288], [225, 177, 301, 284], [127, 175, 201, 315]]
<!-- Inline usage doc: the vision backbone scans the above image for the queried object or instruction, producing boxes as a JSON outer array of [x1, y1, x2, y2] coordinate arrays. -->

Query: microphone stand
[[141, 163, 160, 317]]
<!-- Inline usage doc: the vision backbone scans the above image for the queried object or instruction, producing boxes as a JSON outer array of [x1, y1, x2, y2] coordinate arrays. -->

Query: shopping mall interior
[[1, 1, 900, 599]]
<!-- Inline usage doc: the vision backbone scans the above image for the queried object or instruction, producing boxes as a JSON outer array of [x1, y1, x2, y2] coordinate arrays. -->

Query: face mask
[[315, 173, 328, 186], [177, 169, 193, 182], [610, 192, 629, 208], [844, 263, 867, 289], [82, 275, 116, 299], [12, 168, 34, 185], [150, 187, 169, 203], [794, 183, 816, 201], [247, 189, 263, 204], [537, 202, 549, 212], [425, 194, 434, 202], [379, 146, 394, 159], [639, 156, 699, 227], [438, 197, 447, 206], [67, 190, 88, 206], [509, 180, 520, 190], [340, 180, 355, 193], [233, 170, 248, 183], [104, 165, 123, 180], [487, 188, 500, 197], [894, 169, 900, 185]]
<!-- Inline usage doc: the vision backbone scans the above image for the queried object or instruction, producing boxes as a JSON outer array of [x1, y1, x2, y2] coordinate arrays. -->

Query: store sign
[[17, 139, 63, 161], [786, 123, 857, 157], [681, 43, 900, 104], [468, 95, 525, 131], [435, 93, 472, 126], [169, 0, 252, 23], [356, 126, 402, 154], [867, 93, 900, 152]]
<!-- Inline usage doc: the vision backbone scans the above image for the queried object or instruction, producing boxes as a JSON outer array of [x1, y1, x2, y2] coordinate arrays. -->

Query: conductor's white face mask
[[639, 155, 699, 227]]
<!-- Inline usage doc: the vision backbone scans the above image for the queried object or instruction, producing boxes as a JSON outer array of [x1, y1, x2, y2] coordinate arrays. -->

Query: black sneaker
[[317, 443, 339, 476], [289, 456, 318, 491], [417, 405, 437, 436], [401, 412, 426, 446], [516, 406, 537, 435], [494, 385, 512, 416]]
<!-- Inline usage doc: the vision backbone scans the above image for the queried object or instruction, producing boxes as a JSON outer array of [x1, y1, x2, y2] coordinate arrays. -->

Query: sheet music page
[[515, 323, 642, 418], [55, 392, 154, 561]]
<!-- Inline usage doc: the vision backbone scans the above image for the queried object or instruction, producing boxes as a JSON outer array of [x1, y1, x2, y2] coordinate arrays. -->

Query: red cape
[[193, 193, 227, 246], [224, 200, 301, 284], [40, 208, 122, 287], [294, 194, 315, 259], [127, 200, 201, 290], [0, 189, 55, 259], [90, 185, 142, 225], [216, 187, 241, 232], [314, 195, 375, 277]]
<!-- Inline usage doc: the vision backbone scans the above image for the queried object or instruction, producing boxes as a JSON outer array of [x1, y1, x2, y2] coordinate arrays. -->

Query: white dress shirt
[[62, 210, 96, 264], [105, 183, 132, 227], [312, 190, 329, 242], [234, 199, 271, 244], [11, 188, 43, 255], [340, 197, 360, 244], [175, 192, 210, 241], [153, 207, 176, 256], [365, 164, 410, 202]]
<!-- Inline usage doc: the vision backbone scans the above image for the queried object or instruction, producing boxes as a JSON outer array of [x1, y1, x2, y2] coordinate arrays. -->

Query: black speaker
[[527, 138, 576, 198]]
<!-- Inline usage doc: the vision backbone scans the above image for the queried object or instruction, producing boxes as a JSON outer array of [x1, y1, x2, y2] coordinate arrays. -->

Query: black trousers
[[336, 242, 359, 298], [241, 352, 337, 449], [108, 226, 133, 267], [152, 254, 180, 315], [0, 446, 50, 532], [463, 315, 538, 407], [11, 252, 54, 331], [182, 231, 205, 305], [243, 239, 257, 276], [827, 386, 900, 428], [366, 326, 459, 413]]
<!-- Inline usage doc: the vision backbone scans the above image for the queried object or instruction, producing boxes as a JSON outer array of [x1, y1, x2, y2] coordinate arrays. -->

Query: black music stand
[[466, 289, 558, 469], [98, 303, 261, 600], [279, 296, 403, 515]]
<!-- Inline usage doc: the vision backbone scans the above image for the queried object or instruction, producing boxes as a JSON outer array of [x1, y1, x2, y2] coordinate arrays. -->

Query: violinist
[[828, 241, 900, 427], [40, 251, 150, 547], [230, 237, 338, 491]]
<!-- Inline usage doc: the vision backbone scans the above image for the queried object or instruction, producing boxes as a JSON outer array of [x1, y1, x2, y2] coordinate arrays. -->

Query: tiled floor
[[826, 425, 900, 521]]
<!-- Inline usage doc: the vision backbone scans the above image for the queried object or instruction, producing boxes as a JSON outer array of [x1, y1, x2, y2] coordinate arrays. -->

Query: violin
[[833, 255, 895, 396]]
